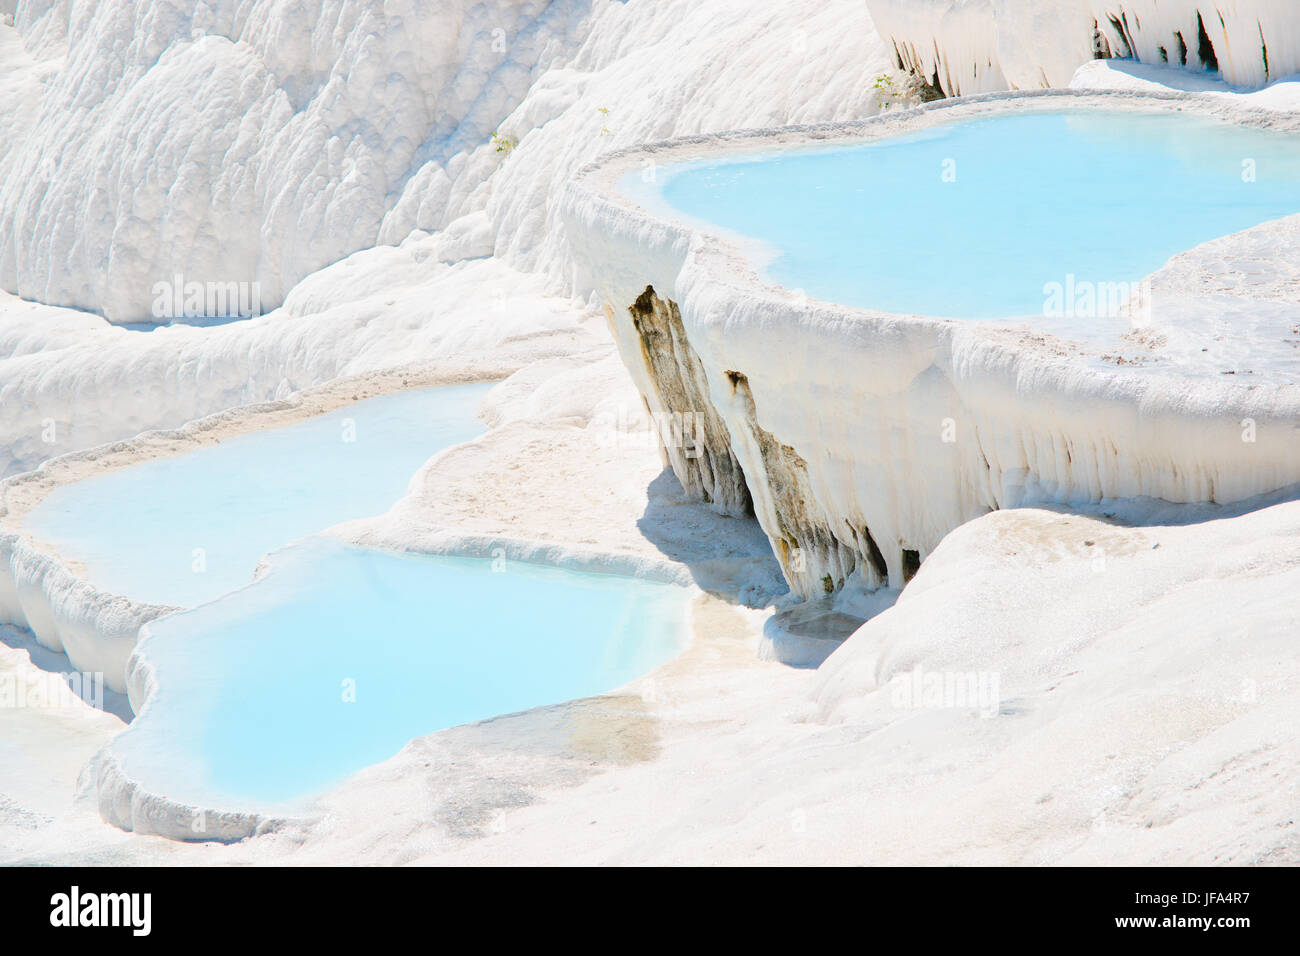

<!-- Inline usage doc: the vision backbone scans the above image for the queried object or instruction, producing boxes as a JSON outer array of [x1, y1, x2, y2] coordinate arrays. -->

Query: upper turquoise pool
[[23, 384, 490, 607], [636, 111, 1300, 319]]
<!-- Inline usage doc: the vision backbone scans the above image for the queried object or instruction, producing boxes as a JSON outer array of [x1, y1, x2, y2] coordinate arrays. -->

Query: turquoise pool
[[23, 384, 491, 607], [113, 537, 688, 810], [638, 111, 1300, 319]]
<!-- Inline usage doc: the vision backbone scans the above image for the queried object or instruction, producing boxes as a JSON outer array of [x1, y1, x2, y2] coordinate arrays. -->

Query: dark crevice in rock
[[902, 549, 922, 583], [930, 65, 945, 98], [861, 525, 889, 582], [1196, 14, 1219, 72], [1092, 20, 1111, 59], [1106, 26, 1131, 60], [888, 37, 949, 100], [915, 72, 946, 102]]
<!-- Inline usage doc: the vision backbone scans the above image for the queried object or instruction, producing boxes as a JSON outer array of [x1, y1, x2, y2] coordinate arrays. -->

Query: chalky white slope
[[0, 0, 596, 322]]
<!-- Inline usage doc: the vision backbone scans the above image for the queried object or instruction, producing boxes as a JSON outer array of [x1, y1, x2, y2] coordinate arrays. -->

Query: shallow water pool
[[113, 537, 688, 810], [23, 384, 491, 607], [635, 111, 1300, 319]]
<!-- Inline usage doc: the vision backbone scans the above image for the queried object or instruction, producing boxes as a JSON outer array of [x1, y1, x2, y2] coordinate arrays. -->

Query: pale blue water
[[644, 112, 1300, 318], [24, 384, 491, 607], [115, 537, 687, 808]]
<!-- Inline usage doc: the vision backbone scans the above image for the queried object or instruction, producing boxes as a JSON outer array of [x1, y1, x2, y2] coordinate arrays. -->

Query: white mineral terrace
[[562, 89, 1300, 600]]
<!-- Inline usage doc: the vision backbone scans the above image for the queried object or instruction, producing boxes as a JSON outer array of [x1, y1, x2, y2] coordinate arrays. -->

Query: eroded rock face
[[721, 370, 881, 596], [623, 288, 751, 517], [607, 277, 1300, 603], [616, 288, 902, 599]]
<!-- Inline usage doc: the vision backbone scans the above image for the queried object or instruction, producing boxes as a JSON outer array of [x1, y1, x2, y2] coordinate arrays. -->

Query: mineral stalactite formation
[[867, 1, 1297, 96]]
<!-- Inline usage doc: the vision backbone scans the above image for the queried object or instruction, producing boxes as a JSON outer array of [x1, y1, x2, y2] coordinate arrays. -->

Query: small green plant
[[597, 106, 612, 137], [872, 73, 905, 109], [871, 72, 936, 110], [491, 131, 517, 154]]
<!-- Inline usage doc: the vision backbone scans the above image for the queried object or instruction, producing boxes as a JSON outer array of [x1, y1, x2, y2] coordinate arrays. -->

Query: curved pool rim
[[567, 87, 1300, 348]]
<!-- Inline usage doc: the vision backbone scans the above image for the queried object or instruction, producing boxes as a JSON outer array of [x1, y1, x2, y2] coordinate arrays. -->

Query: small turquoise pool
[[636, 111, 1300, 319], [113, 537, 688, 810], [23, 384, 490, 607]]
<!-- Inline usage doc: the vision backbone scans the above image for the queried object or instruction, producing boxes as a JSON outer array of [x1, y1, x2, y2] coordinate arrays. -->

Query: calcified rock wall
[[608, 281, 1300, 600], [867, 1, 1297, 95], [1092, 1, 1298, 88], [722, 369, 878, 596], [607, 285, 986, 596], [620, 289, 871, 595], [871, 0, 1020, 96]]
